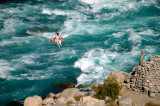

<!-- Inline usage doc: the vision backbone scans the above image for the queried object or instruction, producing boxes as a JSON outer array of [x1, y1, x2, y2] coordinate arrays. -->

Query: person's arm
[[56, 29, 58, 34]]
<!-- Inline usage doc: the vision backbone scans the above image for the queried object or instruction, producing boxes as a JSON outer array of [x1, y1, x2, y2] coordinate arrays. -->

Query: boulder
[[149, 93, 156, 98], [60, 83, 75, 89], [29, 29, 39, 33], [75, 91, 85, 97], [45, 93, 55, 99], [54, 93, 61, 99], [118, 96, 133, 106], [24, 95, 42, 106], [108, 71, 128, 84], [82, 100, 99, 106], [42, 98, 55, 105], [56, 97, 66, 105], [66, 97, 76, 104], [80, 96, 105, 106], [60, 88, 84, 99]]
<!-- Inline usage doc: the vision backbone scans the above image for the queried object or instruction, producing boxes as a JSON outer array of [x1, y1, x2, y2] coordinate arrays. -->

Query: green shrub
[[92, 78, 121, 100]]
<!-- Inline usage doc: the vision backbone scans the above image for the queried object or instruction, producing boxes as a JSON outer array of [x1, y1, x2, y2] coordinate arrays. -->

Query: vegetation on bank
[[92, 78, 121, 100], [78, 77, 121, 101]]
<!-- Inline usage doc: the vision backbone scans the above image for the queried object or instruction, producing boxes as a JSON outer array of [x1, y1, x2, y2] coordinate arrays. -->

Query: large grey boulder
[[24, 95, 42, 106]]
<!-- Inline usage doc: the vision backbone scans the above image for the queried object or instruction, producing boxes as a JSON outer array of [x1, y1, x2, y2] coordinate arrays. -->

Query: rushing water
[[0, 0, 160, 105]]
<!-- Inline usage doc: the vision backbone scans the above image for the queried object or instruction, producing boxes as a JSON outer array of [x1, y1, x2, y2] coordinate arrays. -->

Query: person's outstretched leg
[[57, 41, 60, 47], [59, 40, 62, 46]]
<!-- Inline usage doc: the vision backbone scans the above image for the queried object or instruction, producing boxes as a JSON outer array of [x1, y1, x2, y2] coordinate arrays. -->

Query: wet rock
[[77, 84, 85, 88], [29, 29, 39, 33], [60, 83, 75, 89], [9, 100, 23, 106], [41, 26, 51, 32]]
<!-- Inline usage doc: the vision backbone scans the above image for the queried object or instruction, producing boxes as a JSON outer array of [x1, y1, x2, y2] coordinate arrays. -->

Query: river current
[[0, 0, 160, 105]]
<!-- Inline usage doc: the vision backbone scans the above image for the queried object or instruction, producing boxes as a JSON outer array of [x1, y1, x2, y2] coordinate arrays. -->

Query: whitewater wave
[[0, 36, 34, 47], [42, 32, 56, 39], [55, 48, 77, 60], [74, 43, 159, 85], [41, 0, 158, 40], [74, 48, 140, 85], [128, 29, 142, 44], [12, 53, 39, 65], [0, 60, 14, 79], [42, 9, 79, 16], [78, 0, 148, 13], [2, 18, 26, 35]]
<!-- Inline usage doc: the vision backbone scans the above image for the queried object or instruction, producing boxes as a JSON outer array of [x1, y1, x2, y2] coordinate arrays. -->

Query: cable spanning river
[[0, 0, 160, 105]]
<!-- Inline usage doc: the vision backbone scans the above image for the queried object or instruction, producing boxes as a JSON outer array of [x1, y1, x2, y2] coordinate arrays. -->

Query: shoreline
[[10, 55, 160, 106]]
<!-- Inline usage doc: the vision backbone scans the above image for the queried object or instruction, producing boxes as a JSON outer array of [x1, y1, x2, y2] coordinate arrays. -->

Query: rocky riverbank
[[24, 88, 106, 106], [123, 55, 160, 98], [15, 55, 160, 106]]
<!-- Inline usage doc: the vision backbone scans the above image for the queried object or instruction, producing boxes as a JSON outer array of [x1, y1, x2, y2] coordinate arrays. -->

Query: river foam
[[74, 48, 140, 85]]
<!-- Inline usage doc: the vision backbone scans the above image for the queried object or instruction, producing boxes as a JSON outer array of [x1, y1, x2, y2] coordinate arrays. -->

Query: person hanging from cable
[[55, 29, 63, 47], [50, 29, 65, 47]]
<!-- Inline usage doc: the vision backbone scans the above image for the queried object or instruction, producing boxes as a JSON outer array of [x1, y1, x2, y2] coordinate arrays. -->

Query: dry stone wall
[[124, 56, 160, 97]]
